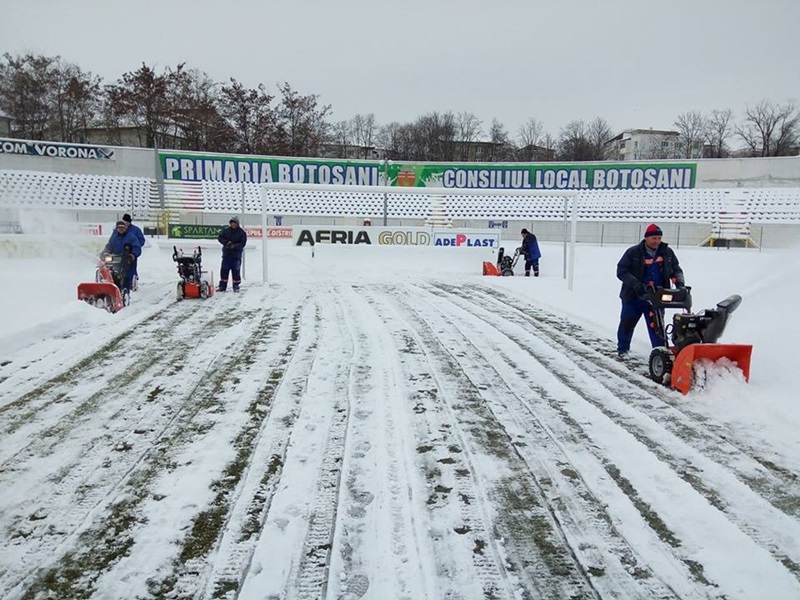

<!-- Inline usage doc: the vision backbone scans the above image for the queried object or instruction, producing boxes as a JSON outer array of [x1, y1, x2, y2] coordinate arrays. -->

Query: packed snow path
[[1, 281, 799, 600]]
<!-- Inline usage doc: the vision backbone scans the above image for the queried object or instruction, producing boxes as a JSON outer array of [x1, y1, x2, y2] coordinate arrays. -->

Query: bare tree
[[674, 110, 706, 158], [328, 120, 352, 157], [516, 117, 544, 160], [350, 113, 376, 158], [171, 68, 231, 152], [104, 63, 175, 148], [376, 121, 402, 159], [587, 117, 612, 160], [703, 108, 733, 158], [0, 53, 61, 139], [454, 111, 482, 161], [218, 78, 276, 154], [558, 120, 595, 161], [274, 82, 331, 157], [540, 133, 558, 161], [415, 111, 457, 161], [488, 118, 513, 161], [736, 100, 800, 156]]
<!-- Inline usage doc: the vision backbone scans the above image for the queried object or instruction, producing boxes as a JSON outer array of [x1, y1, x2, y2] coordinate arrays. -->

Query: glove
[[633, 281, 645, 297], [129, 253, 136, 262], [226, 241, 234, 249], [675, 280, 686, 289]]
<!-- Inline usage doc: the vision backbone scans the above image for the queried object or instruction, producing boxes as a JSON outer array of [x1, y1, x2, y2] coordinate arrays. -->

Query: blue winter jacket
[[127, 223, 146, 248], [519, 232, 542, 261], [617, 240, 684, 300], [104, 229, 142, 257], [218, 225, 247, 257]]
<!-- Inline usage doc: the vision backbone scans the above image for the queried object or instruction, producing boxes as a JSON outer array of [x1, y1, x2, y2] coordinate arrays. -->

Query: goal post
[[259, 182, 579, 285]]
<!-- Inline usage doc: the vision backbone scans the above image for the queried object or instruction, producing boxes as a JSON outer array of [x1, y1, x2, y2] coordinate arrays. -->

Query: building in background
[[605, 128, 681, 161]]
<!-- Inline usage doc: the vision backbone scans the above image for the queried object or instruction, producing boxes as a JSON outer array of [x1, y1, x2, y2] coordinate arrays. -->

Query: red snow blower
[[482, 247, 520, 277], [77, 252, 131, 313], [644, 286, 752, 395], [173, 246, 214, 300]]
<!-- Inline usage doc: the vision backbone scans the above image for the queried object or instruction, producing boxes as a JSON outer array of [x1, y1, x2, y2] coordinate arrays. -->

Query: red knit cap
[[644, 223, 663, 238]]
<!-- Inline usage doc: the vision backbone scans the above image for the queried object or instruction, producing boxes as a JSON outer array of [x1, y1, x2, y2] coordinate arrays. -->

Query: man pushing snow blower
[[616, 223, 751, 394], [77, 220, 141, 313]]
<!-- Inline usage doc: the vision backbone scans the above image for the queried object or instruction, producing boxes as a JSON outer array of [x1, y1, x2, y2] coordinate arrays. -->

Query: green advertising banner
[[160, 152, 383, 186], [159, 151, 696, 190], [385, 161, 696, 190], [168, 224, 223, 239]]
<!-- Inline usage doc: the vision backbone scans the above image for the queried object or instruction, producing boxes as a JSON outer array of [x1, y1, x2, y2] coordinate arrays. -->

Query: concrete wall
[[695, 156, 800, 187]]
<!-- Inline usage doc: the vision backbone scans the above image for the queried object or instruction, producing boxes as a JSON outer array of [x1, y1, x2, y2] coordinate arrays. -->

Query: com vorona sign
[[0, 138, 115, 160]]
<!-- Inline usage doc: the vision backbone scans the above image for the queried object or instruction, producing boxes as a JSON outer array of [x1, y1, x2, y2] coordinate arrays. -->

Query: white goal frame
[[260, 182, 579, 286]]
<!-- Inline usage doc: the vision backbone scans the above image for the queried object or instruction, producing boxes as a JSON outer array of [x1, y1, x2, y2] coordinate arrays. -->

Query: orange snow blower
[[644, 286, 752, 395], [173, 246, 214, 300], [482, 247, 520, 277], [77, 252, 131, 313]]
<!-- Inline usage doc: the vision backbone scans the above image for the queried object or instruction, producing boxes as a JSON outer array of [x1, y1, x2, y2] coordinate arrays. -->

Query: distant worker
[[518, 228, 541, 277], [217, 216, 247, 292], [616, 223, 685, 358], [122, 213, 145, 290], [103, 220, 142, 293]]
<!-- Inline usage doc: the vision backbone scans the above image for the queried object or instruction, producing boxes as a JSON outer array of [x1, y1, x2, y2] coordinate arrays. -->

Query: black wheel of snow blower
[[122, 289, 130, 307], [200, 280, 209, 299], [648, 347, 674, 385], [176, 282, 184, 301], [501, 268, 514, 277]]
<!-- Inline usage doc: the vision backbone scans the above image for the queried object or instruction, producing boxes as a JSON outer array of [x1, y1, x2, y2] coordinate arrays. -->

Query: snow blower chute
[[173, 246, 214, 300], [482, 247, 520, 277], [643, 286, 752, 395], [77, 252, 131, 313]]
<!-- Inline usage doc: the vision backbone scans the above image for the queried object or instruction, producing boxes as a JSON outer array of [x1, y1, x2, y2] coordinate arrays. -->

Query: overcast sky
[[3, 0, 799, 140]]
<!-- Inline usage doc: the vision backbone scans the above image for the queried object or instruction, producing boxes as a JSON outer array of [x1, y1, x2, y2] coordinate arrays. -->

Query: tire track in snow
[[0, 292, 297, 599], [236, 287, 352, 600], [400, 284, 686, 599], [367, 284, 597, 599], [324, 284, 436, 599], [426, 282, 800, 597]]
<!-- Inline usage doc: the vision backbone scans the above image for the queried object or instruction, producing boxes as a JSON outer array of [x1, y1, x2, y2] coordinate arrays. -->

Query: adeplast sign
[[433, 232, 499, 247]]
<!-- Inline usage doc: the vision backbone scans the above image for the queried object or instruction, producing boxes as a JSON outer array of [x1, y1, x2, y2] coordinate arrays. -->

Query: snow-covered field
[[1, 233, 799, 599]]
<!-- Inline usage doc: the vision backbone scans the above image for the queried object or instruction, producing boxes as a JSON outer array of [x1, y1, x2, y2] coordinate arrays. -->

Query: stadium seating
[[2, 169, 800, 226]]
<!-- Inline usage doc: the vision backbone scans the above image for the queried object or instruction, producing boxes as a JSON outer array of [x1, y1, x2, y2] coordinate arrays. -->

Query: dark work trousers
[[524, 258, 539, 276], [617, 298, 665, 353], [219, 254, 242, 290]]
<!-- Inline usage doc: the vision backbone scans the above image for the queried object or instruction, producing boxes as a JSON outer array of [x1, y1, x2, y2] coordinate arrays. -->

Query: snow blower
[[643, 286, 752, 395], [482, 247, 520, 277], [173, 246, 214, 300], [77, 252, 131, 313]]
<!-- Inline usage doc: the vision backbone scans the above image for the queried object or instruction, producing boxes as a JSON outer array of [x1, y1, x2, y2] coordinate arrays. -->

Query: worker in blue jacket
[[616, 223, 685, 357], [103, 220, 142, 292], [122, 214, 145, 290], [217, 216, 247, 292], [518, 228, 542, 277]]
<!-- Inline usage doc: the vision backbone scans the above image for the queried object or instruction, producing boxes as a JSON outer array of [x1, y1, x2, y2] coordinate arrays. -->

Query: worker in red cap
[[615, 223, 685, 358]]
